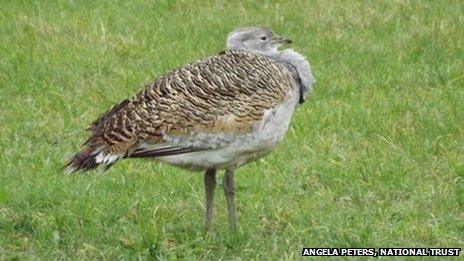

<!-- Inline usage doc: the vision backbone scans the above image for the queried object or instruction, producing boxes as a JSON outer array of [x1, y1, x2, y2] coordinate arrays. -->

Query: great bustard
[[66, 26, 315, 230]]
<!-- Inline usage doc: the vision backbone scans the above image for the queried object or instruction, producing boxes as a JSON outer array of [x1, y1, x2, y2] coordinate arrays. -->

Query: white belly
[[160, 93, 298, 170]]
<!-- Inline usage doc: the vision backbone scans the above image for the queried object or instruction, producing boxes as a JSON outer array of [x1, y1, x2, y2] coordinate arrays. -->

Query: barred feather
[[65, 50, 296, 173]]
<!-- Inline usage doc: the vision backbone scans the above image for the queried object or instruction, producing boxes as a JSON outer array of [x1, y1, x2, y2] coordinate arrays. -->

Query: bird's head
[[226, 26, 292, 55]]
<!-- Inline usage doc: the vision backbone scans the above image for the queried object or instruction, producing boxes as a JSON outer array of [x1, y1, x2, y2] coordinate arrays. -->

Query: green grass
[[1, 0, 463, 259]]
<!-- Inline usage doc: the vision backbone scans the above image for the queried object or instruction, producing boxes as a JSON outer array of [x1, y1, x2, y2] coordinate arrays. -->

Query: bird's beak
[[271, 36, 292, 46]]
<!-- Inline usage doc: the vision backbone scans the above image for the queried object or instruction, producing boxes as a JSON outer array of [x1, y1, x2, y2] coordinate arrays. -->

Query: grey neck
[[265, 50, 314, 104]]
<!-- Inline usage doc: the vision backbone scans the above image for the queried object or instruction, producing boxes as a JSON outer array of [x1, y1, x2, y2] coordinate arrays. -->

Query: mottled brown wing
[[66, 50, 295, 172]]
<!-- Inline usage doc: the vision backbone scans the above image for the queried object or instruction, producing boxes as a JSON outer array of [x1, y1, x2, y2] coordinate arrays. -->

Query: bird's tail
[[65, 147, 100, 174], [65, 144, 122, 174], [65, 98, 136, 174]]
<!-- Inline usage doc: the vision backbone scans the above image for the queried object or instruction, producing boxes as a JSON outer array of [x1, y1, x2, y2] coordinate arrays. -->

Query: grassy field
[[1, 0, 463, 259]]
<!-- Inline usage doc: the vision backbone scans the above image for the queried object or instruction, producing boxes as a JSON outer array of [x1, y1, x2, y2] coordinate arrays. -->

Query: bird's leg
[[223, 169, 237, 230], [204, 168, 217, 230]]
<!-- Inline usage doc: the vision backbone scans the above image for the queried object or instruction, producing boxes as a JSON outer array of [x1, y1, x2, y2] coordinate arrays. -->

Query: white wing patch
[[95, 152, 123, 164]]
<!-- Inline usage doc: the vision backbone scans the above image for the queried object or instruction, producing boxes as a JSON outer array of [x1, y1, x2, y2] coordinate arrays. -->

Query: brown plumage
[[66, 50, 295, 173]]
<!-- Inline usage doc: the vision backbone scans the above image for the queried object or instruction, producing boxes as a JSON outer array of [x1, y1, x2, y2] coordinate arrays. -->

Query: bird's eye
[[260, 35, 267, 41]]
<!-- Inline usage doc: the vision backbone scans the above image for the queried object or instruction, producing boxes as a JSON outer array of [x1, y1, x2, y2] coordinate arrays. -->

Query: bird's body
[[66, 26, 314, 229], [68, 50, 307, 171]]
